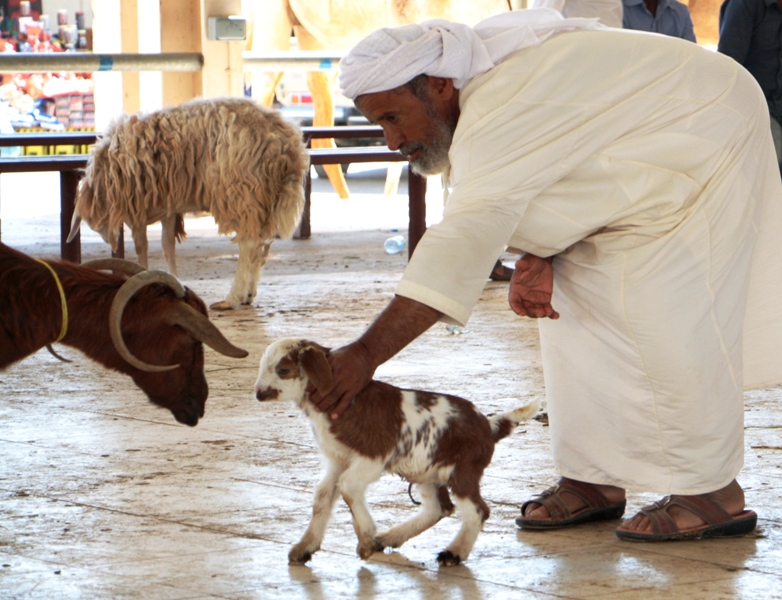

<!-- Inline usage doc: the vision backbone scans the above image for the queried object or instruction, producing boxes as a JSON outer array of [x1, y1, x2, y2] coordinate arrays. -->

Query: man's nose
[[384, 129, 404, 152]]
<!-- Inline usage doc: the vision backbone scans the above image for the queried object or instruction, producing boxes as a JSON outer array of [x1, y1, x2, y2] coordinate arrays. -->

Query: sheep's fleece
[[75, 97, 309, 258]]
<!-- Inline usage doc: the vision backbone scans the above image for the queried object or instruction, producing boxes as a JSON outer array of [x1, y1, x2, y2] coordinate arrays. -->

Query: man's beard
[[400, 106, 456, 176]]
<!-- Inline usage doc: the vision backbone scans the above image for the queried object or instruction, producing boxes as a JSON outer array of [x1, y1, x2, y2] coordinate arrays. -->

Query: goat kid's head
[[255, 339, 332, 406]]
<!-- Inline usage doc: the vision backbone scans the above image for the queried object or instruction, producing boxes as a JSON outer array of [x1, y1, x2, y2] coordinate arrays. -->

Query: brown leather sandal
[[516, 480, 626, 530], [615, 495, 758, 542]]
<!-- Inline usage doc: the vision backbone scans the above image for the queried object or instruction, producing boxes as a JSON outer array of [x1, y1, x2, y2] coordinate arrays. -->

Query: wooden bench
[[305, 146, 426, 259], [0, 127, 427, 261], [0, 154, 88, 263], [298, 125, 427, 258]]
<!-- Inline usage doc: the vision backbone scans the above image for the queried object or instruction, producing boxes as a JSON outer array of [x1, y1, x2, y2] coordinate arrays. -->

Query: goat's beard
[[400, 104, 456, 176]]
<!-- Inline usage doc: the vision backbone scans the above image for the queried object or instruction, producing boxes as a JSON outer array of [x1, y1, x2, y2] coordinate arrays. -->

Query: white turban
[[339, 9, 605, 99]]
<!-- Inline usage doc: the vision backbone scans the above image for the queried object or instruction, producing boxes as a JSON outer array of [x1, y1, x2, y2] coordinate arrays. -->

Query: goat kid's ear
[[299, 346, 333, 393]]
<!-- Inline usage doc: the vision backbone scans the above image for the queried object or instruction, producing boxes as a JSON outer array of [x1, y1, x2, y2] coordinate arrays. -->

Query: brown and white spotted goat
[[255, 338, 540, 566]]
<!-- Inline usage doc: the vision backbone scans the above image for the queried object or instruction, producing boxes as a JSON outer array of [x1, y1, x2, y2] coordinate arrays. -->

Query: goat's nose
[[256, 387, 278, 401]]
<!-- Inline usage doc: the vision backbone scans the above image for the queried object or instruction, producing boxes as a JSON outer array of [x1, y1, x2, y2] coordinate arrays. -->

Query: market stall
[[0, 1, 93, 156]]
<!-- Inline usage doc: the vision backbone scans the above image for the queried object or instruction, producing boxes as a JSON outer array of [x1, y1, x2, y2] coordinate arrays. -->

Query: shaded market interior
[[2, 1, 782, 599]]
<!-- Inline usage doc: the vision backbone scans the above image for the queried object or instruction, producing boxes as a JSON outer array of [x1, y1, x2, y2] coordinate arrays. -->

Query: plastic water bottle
[[446, 324, 470, 335], [384, 235, 406, 255]]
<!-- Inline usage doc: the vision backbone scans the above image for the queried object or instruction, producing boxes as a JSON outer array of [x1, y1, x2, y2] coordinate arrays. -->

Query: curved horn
[[164, 303, 249, 359], [82, 258, 147, 276], [46, 344, 73, 363], [66, 211, 81, 243], [109, 270, 186, 372]]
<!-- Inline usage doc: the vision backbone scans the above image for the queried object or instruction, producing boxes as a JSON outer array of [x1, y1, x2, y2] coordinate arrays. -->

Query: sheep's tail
[[489, 398, 542, 443], [274, 175, 307, 240]]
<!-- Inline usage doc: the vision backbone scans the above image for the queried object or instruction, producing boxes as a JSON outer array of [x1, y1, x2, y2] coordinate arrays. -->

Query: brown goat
[[255, 338, 540, 566], [0, 242, 248, 426]]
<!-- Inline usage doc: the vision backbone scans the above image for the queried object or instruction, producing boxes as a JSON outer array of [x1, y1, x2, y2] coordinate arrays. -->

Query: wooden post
[[201, 0, 245, 98], [91, 0, 124, 130], [295, 171, 312, 240], [159, 1, 243, 104], [408, 171, 427, 259], [113, 227, 125, 260], [120, 0, 140, 114], [160, 0, 203, 106], [688, 0, 720, 47]]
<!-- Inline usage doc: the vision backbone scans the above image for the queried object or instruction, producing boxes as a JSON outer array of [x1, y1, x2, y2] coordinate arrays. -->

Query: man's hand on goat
[[509, 253, 560, 320], [308, 295, 443, 419], [309, 341, 375, 420]]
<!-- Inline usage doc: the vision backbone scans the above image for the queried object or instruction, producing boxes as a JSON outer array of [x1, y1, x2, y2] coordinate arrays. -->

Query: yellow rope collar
[[35, 259, 68, 344]]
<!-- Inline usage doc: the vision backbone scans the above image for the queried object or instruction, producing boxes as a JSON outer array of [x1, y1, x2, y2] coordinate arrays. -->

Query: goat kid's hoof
[[357, 538, 385, 560], [374, 533, 401, 549], [288, 547, 314, 565], [209, 300, 237, 311], [436, 550, 462, 567]]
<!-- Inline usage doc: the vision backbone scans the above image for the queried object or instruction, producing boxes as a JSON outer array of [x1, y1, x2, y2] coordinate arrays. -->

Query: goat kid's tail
[[489, 398, 542, 443]]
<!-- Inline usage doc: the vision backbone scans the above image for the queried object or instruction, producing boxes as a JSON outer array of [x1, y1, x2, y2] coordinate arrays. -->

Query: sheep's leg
[[211, 239, 271, 311], [437, 493, 490, 567], [375, 483, 448, 550], [289, 462, 344, 565], [160, 214, 179, 276], [338, 459, 385, 559], [131, 226, 150, 269]]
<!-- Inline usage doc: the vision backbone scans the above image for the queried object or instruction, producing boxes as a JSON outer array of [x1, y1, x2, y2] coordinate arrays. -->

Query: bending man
[[311, 9, 782, 541]]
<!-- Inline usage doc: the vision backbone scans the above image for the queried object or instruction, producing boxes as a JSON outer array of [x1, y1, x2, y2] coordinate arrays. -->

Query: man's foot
[[616, 479, 757, 541], [516, 477, 626, 530]]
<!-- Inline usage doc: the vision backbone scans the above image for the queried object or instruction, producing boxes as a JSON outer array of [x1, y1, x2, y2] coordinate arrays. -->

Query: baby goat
[[255, 338, 540, 567]]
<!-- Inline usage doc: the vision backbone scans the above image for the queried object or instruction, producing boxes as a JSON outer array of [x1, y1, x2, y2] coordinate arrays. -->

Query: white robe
[[396, 29, 782, 494]]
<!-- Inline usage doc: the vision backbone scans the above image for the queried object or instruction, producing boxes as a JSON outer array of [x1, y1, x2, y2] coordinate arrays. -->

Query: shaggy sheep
[[69, 97, 310, 310]]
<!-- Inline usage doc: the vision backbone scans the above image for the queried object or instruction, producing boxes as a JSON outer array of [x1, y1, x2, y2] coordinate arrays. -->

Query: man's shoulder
[[719, 0, 772, 26], [721, 0, 770, 13], [462, 28, 698, 105]]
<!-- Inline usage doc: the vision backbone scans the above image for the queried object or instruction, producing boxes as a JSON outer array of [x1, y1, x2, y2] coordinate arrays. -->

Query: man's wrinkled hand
[[308, 341, 376, 420], [508, 253, 560, 320]]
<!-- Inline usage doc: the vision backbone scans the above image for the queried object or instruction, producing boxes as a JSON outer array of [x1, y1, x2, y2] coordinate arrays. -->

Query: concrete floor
[[1, 168, 782, 599]]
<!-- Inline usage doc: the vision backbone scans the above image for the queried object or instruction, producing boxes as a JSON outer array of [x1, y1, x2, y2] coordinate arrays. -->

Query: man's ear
[[427, 76, 456, 101], [300, 346, 333, 393]]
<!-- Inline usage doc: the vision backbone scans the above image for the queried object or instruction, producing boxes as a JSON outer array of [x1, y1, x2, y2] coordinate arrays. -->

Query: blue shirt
[[718, 0, 782, 120], [622, 0, 697, 42]]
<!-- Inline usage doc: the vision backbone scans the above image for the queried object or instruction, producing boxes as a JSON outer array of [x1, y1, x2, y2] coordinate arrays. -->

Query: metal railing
[[242, 50, 344, 72], [0, 49, 346, 74], [0, 52, 203, 73]]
